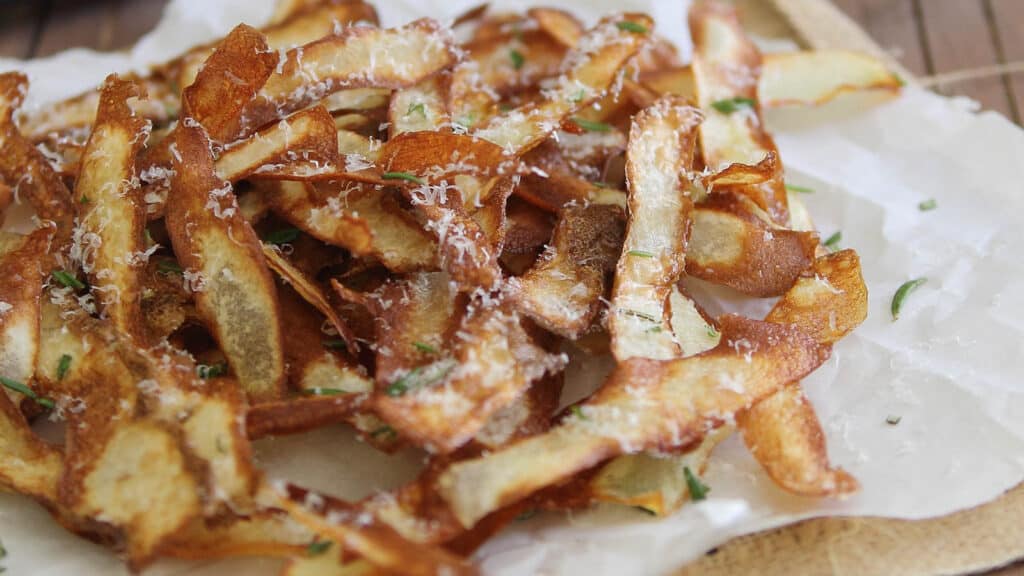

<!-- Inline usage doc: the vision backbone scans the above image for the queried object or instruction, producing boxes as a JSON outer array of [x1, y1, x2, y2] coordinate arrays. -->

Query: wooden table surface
[[0, 1, 1022, 575]]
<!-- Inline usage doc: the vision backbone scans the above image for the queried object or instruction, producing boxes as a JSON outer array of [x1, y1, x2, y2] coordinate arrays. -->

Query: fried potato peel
[[438, 315, 830, 527], [74, 75, 151, 340], [609, 97, 701, 360], [0, 1, 893, 570], [165, 125, 286, 402], [511, 203, 623, 339]]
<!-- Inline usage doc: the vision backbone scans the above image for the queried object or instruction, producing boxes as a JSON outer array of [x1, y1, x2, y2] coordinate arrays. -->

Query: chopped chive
[[823, 230, 842, 250], [634, 506, 658, 516], [570, 88, 587, 103], [570, 117, 612, 132], [79, 195, 90, 204], [57, 354, 72, 381], [498, 103, 514, 112], [918, 198, 937, 211], [621, 308, 659, 323], [322, 339, 347, 351], [264, 227, 300, 245], [306, 540, 332, 556], [616, 21, 648, 34], [370, 425, 397, 441], [197, 362, 228, 379], [627, 250, 655, 258], [515, 509, 538, 521], [157, 260, 183, 275], [302, 387, 349, 396], [886, 415, 902, 425], [406, 102, 426, 116], [891, 277, 927, 320], [570, 405, 587, 420], [509, 49, 525, 70], [592, 181, 609, 188], [382, 171, 425, 185], [52, 270, 86, 290], [386, 360, 454, 397], [785, 184, 814, 194], [0, 376, 55, 409], [684, 466, 709, 501], [710, 97, 756, 114], [645, 325, 663, 334], [706, 325, 719, 338], [413, 341, 438, 354]]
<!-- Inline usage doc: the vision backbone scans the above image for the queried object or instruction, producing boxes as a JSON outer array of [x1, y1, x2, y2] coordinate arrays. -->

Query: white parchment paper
[[2, 1, 1024, 574]]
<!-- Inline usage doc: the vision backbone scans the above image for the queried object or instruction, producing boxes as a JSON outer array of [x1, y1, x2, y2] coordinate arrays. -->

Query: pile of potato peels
[[0, 0, 899, 573]]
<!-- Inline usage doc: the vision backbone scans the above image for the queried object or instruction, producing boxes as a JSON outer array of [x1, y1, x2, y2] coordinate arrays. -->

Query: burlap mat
[[677, 1, 1024, 574]]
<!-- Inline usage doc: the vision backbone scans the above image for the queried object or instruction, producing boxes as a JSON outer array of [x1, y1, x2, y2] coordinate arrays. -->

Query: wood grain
[[989, 0, 1024, 124], [918, 0, 1014, 118], [0, 3, 44, 59], [831, 0, 927, 76]]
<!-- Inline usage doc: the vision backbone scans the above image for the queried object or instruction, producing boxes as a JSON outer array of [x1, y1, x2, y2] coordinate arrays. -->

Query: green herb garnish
[[616, 21, 648, 34], [370, 425, 397, 441], [157, 260, 183, 275], [886, 415, 902, 425], [706, 325, 719, 338], [570, 405, 587, 420], [823, 230, 842, 250], [197, 362, 228, 379], [264, 227, 300, 245], [918, 198, 937, 211], [57, 354, 72, 381], [302, 387, 349, 396], [498, 103, 514, 112], [52, 270, 86, 290], [79, 195, 90, 204], [627, 250, 655, 258], [407, 102, 426, 116], [785, 184, 814, 194], [635, 506, 658, 516], [386, 360, 455, 397], [0, 376, 55, 409], [570, 88, 587, 103], [621, 308, 659, 323], [322, 339, 347, 351], [382, 171, 425, 185], [684, 466, 709, 501], [891, 277, 927, 320], [413, 341, 438, 354], [570, 117, 612, 132], [515, 509, 538, 521], [306, 540, 332, 556], [509, 49, 525, 70], [645, 325, 663, 334], [710, 97, 756, 114]]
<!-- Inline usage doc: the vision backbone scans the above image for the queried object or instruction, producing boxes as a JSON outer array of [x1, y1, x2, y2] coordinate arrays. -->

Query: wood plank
[[831, 0, 928, 76], [989, 0, 1024, 123], [918, 0, 1014, 119], [110, 0, 168, 49], [0, 4, 45, 59], [35, 0, 118, 57]]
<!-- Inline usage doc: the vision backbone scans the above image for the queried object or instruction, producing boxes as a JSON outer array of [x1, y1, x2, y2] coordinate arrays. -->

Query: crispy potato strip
[[511, 203, 623, 339], [389, 76, 449, 137], [473, 13, 652, 155], [239, 19, 457, 138], [690, 1, 789, 225], [266, 181, 438, 272], [0, 229, 50, 406], [165, 510, 312, 560], [0, 73, 75, 237], [376, 300, 564, 453], [165, 125, 285, 402], [642, 50, 901, 108], [74, 76, 151, 339], [738, 249, 867, 496], [610, 97, 701, 360], [437, 315, 830, 527], [268, 484, 475, 576], [0, 374, 61, 502], [687, 194, 818, 296]]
